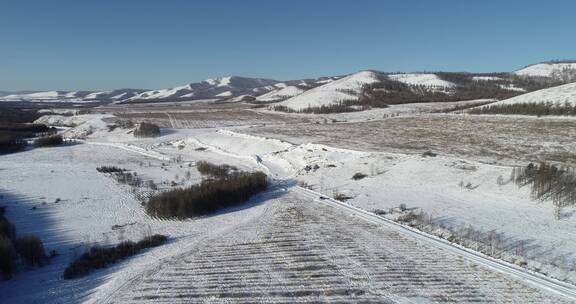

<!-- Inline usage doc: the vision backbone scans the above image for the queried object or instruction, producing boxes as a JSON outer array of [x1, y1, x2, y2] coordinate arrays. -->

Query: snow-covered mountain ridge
[[2, 61, 575, 106]]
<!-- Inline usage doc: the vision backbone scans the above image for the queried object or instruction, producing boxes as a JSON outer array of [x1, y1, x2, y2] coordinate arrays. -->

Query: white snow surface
[[515, 63, 576, 77], [276, 71, 380, 110]]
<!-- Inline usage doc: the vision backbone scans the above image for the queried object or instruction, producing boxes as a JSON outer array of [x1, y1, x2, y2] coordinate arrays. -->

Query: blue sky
[[1, 0, 575, 91]]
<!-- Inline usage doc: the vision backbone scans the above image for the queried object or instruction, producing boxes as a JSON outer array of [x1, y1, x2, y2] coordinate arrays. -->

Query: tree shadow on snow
[[431, 215, 575, 269], [0, 189, 111, 304]]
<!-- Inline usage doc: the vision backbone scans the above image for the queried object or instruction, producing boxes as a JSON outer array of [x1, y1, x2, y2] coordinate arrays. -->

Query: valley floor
[[1, 108, 575, 303]]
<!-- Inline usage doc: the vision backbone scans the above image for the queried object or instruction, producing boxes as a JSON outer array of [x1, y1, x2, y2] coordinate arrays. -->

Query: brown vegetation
[[146, 171, 268, 219], [63, 234, 167, 279], [469, 102, 576, 116], [134, 122, 161, 137], [34, 134, 63, 147]]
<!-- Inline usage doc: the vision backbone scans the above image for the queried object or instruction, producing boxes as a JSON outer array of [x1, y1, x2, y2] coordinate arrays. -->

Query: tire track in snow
[[107, 193, 569, 303]]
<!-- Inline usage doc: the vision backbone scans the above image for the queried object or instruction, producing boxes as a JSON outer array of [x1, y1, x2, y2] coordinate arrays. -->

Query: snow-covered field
[[1, 110, 576, 303]]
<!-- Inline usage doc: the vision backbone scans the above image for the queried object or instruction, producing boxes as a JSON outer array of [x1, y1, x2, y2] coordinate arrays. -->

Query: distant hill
[[514, 61, 576, 81], [2, 61, 575, 112]]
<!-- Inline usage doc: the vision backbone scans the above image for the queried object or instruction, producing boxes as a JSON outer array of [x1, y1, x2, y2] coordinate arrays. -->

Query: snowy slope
[[388, 73, 456, 91], [255, 85, 306, 102], [515, 62, 576, 78], [0, 89, 144, 103], [1, 91, 92, 102], [275, 71, 380, 110], [488, 82, 576, 107], [128, 84, 194, 101], [125, 76, 280, 102]]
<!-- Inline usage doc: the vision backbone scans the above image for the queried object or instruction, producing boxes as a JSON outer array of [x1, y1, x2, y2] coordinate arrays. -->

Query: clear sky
[[1, 0, 575, 91]]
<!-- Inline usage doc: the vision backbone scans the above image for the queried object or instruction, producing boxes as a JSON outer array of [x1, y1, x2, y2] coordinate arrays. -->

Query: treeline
[[469, 102, 576, 116], [134, 122, 160, 138], [0, 107, 42, 124], [364, 73, 522, 105], [511, 163, 576, 215], [0, 122, 58, 154], [0, 133, 26, 154], [272, 101, 373, 114], [436, 72, 569, 94], [359, 72, 572, 107], [34, 135, 63, 147], [146, 171, 268, 219], [0, 207, 49, 279], [96, 166, 143, 188], [434, 100, 496, 113], [64, 234, 167, 279], [96, 166, 127, 173]]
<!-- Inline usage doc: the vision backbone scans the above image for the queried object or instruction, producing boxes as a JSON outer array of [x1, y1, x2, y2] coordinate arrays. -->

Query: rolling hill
[[2, 61, 575, 111]]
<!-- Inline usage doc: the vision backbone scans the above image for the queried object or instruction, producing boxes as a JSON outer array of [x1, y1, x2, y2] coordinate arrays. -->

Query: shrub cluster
[[63, 234, 167, 279], [97, 167, 144, 187], [0, 132, 26, 154], [15, 235, 46, 267], [134, 122, 160, 138], [422, 151, 437, 157], [113, 171, 143, 187], [352, 173, 368, 180], [34, 134, 63, 147], [0, 236, 16, 279], [196, 161, 238, 178], [469, 102, 576, 116], [146, 171, 268, 218], [96, 166, 127, 173]]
